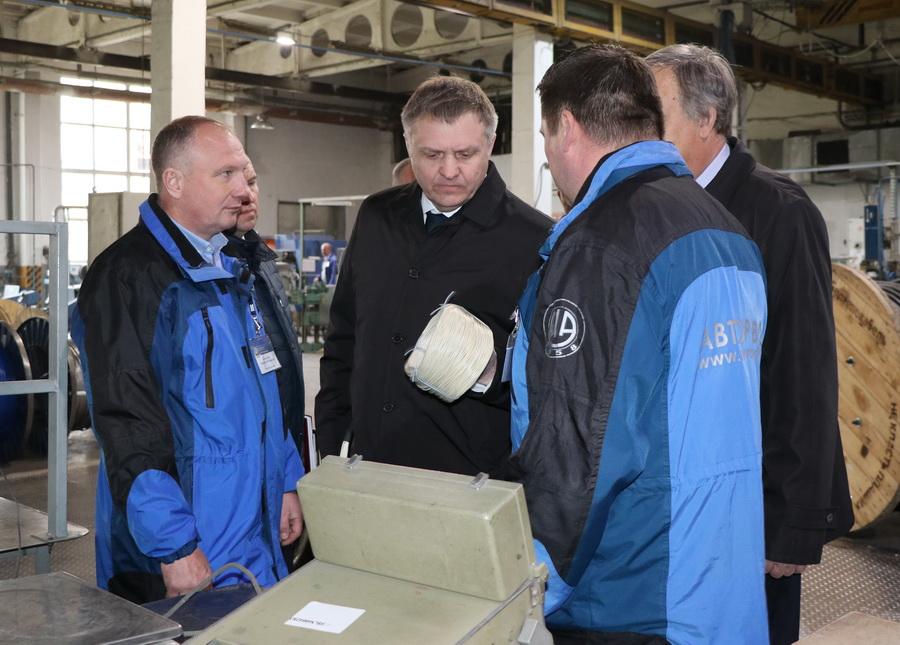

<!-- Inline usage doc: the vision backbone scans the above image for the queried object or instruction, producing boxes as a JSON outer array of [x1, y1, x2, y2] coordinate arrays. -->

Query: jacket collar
[[399, 161, 506, 229], [139, 194, 240, 283], [225, 229, 277, 269], [454, 161, 506, 228], [541, 140, 691, 260], [704, 137, 756, 207]]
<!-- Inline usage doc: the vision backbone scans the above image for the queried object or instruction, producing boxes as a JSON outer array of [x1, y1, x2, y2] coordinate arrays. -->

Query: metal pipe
[[4, 92, 14, 275], [47, 220, 68, 539], [777, 161, 900, 174], [0, 164, 39, 221]]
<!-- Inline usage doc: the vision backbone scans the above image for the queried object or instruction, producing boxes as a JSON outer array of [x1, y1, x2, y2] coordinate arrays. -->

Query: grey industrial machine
[[189, 456, 552, 644]]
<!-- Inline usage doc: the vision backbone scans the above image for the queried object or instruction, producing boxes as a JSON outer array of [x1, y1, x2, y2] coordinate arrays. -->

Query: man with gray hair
[[647, 43, 853, 645], [317, 75, 550, 475]]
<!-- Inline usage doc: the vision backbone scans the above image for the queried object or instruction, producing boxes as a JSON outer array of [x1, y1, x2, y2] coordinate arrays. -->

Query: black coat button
[[382, 402, 396, 413], [408, 268, 420, 279], [391, 334, 405, 344]]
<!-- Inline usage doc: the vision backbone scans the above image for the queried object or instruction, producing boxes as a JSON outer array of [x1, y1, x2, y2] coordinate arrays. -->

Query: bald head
[[153, 116, 251, 239], [392, 158, 416, 186], [152, 115, 229, 180]]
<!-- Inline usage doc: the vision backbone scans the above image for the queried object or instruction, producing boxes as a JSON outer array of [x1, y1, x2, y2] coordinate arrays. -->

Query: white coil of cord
[[404, 296, 494, 403]]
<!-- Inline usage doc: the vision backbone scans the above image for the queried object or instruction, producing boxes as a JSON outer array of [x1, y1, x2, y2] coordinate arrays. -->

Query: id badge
[[250, 334, 282, 374], [501, 311, 518, 383]]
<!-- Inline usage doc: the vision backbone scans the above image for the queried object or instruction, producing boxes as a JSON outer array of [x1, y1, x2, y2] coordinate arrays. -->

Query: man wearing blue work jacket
[[73, 116, 304, 603], [507, 45, 769, 644]]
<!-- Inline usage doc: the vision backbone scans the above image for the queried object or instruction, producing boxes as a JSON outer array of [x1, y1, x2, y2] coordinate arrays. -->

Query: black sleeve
[[77, 261, 199, 561], [315, 222, 358, 457], [79, 267, 178, 510], [761, 198, 850, 564]]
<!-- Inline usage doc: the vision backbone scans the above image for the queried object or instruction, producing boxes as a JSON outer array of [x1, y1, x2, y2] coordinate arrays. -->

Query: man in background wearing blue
[[320, 242, 338, 285]]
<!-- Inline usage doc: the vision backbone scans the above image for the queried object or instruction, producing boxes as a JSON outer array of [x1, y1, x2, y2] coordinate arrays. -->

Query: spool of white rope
[[404, 300, 494, 403]]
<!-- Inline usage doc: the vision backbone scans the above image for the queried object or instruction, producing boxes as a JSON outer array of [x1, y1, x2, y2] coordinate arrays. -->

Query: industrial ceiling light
[[275, 32, 296, 47], [250, 114, 275, 130]]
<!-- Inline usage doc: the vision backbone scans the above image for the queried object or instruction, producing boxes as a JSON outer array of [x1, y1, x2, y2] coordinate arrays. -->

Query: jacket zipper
[[201, 306, 215, 408]]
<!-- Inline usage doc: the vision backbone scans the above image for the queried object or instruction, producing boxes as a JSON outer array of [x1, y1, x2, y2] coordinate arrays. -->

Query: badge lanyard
[[248, 287, 281, 374]]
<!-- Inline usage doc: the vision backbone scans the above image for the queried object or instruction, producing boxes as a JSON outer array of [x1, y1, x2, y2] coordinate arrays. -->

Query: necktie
[[425, 210, 449, 234]]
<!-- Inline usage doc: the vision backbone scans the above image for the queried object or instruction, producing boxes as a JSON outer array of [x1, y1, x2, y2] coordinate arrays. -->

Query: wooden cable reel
[[833, 264, 900, 531], [0, 299, 26, 327]]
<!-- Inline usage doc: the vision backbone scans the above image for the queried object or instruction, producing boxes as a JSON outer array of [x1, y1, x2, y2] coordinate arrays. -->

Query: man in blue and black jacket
[[72, 116, 304, 604], [508, 45, 769, 643]]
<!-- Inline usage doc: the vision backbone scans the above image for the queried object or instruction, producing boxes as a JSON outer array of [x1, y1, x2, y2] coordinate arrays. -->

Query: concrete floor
[[1, 351, 899, 637]]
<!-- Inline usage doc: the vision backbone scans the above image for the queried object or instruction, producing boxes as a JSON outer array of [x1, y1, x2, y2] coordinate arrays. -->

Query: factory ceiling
[[0, 0, 898, 134]]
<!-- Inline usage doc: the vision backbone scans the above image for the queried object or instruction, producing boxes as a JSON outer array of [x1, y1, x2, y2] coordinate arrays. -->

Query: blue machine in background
[[864, 204, 884, 270]]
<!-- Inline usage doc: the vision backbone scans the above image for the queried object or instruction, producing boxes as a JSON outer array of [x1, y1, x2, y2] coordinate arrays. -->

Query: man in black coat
[[226, 161, 306, 461], [316, 76, 551, 476], [648, 44, 854, 645]]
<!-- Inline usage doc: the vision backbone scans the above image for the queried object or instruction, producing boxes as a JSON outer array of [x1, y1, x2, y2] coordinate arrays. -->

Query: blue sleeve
[[126, 469, 199, 560], [533, 539, 575, 615]]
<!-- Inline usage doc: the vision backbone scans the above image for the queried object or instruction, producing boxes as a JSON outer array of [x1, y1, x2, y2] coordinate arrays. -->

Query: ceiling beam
[[79, 0, 274, 48], [0, 37, 406, 105], [0, 36, 151, 70], [233, 5, 307, 23], [413, 0, 884, 106], [796, 0, 900, 30], [0, 74, 390, 129]]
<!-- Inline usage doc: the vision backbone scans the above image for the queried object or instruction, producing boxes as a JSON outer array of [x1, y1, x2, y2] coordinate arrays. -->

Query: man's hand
[[765, 559, 808, 579], [160, 547, 213, 598], [475, 350, 498, 389], [280, 491, 304, 545]]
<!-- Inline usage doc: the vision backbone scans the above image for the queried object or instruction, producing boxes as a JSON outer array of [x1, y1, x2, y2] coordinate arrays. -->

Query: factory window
[[59, 78, 151, 264]]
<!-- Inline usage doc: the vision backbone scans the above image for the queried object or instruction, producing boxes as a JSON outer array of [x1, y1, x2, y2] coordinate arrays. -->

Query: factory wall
[[803, 183, 872, 260], [773, 128, 900, 261], [242, 116, 395, 238]]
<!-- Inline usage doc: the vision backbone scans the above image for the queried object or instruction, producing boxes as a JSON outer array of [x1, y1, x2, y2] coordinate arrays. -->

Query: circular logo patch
[[542, 299, 585, 358]]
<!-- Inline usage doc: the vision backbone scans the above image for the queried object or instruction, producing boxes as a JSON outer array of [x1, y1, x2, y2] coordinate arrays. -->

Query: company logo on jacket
[[543, 299, 585, 358], [699, 318, 763, 370]]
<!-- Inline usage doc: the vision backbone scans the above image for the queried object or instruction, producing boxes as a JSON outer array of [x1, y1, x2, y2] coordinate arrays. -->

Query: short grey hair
[[646, 44, 737, 136], [401, 76, 498, 141]]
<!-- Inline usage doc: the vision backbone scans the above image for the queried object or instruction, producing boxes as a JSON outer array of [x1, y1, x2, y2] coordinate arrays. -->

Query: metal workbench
[[0, 571, 181, 644]]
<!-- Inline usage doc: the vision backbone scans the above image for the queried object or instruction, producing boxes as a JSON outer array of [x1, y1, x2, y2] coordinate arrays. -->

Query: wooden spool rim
[[833, 264, 900, 532]]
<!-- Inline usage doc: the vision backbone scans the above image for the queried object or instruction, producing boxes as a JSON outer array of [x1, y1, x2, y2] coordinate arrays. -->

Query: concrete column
[[150, 0, 207, 143], [510, 25, 553, 216]]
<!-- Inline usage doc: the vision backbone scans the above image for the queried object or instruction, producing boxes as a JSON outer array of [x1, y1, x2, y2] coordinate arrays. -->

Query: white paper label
[[284, 601, 366, 634]]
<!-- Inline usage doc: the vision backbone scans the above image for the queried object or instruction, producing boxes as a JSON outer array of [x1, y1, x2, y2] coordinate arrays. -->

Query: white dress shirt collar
[[695, 141, 731, 188], [420, 193, 462, 224]]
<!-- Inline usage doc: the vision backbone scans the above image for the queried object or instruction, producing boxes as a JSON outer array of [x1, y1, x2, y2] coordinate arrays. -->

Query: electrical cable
[[878, 41, 900, 67], [404, 293, 494, 403], [533, 162, 550, 209], [809, 34, 881, 60], [0, 463, 25, 578], [162, 561, 264, 636]]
